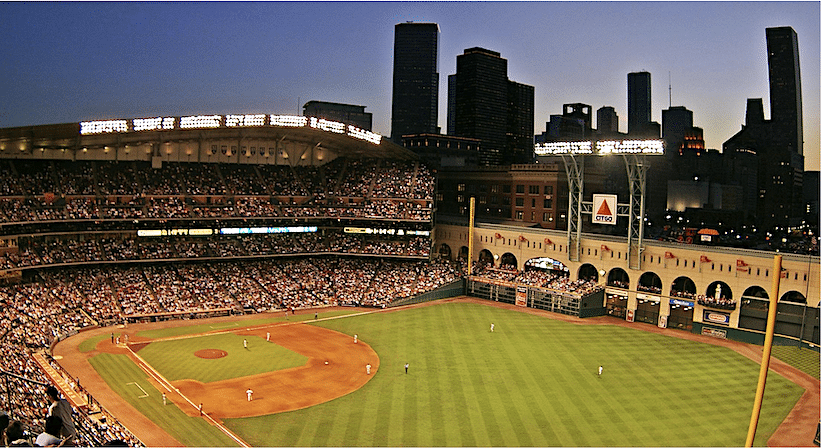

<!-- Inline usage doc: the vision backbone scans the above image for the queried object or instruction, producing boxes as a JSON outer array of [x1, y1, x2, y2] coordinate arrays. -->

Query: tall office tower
[[596, 106, 618, 136], [627, 71, 652, 135], [662, 106, 694, 156], [766, 26, 803, 156], [723, 27, 805, 229], [448, 47, 534, 165], [390, 22, 440, 143], [764, 26, 804, 227]]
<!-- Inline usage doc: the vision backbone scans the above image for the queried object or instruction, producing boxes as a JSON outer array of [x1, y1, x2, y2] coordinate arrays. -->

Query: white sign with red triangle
[[592, 194, 618, 226]]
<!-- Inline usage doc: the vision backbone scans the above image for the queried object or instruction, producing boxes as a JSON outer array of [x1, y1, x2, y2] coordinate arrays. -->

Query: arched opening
[[606, 268, 629, 289], [438, 243, 452, 260], [578, 263, 599, 282], [702, 281, 734, 310], [739, 286, 769, 332], [477, 249, 495, 268], [635, 272, 662, 325], [499, 253, 518, 270], [668, 279, 695, 331], [670, 276, 697, 299], [458, 246, 469, 260], [521, 257, 570, 287], [742, 286, 768, 300], [637, 272, 662, 295], [780, 290, 806, 304]]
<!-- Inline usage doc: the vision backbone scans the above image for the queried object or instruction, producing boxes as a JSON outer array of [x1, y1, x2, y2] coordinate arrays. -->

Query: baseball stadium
[[0, 115, 818, 447]]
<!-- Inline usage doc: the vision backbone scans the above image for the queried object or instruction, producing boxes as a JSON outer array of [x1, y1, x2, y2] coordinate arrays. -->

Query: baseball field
[[55, 298, 817, 447]]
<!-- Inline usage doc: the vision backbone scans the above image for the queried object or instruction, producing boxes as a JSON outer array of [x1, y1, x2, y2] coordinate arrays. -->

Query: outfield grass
[[88, 353, 239, 447], [771, 344, 820, 378], [221, 302, 803, 447], [136, 332, 308, 383]]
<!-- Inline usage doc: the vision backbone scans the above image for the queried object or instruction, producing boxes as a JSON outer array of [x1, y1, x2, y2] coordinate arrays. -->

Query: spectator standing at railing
[[45, 386, 76, 443]]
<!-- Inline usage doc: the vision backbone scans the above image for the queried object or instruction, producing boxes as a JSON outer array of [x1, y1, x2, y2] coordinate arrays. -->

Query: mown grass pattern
[[137, 332, 307, 383], [88, 353, 239, 447], [771, 344, 820, 379], [222, 302, 803, 447]]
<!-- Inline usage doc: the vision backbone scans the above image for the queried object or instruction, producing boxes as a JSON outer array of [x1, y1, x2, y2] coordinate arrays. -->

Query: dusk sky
[[0, 1, 818, 170]]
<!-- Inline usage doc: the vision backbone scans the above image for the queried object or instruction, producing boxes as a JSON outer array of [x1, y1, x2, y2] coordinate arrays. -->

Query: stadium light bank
[[79, 114, 383, 145], [534, 139, 665, 156]]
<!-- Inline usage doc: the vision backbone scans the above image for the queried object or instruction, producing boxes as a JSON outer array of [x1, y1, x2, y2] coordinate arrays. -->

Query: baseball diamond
[[52, 299, 818, 447]]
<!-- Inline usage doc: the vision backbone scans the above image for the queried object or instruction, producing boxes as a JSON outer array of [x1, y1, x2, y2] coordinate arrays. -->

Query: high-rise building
[[627, 71, 652, 136], [390, 22, 440, 143], [448, 47, 534, 165], [766, 26, 803, 156], [723, 27, 805, 229], [596, 106, 618, 136], [662, 106, 693, 156]]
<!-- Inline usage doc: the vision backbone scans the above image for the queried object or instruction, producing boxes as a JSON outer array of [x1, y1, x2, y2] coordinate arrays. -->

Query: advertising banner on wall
[[592, 194, 618, 225], [703, 310, 731, 326], [515, 286, 528, 307], [626, 309, 635, 322]]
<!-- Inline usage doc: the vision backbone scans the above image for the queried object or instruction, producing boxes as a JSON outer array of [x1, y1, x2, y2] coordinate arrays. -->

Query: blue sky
[[0, 1, 818, 170]]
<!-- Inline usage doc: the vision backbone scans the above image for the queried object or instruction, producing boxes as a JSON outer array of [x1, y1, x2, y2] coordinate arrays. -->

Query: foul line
[[125, 346, 251, 448], [125, 382, 149, 398]]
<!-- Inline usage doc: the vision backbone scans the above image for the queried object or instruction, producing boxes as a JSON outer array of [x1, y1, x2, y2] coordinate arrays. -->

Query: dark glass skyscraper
[[448, 47, 534, 165], [391, 22, 439, 143], [627, 71, 651, 135], [766, 26, 803, 156], [723, 26, 805, 228]]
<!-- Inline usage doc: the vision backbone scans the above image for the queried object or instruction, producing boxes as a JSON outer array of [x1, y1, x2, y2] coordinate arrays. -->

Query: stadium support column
[[745, 254, 782, 447], [468, 197, 475, 276], [560, 154, 584, 262], [623, 154, 647, 270]]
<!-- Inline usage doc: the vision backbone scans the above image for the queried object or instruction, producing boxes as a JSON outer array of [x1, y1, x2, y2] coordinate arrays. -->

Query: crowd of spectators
[[0, 158, 434, 226], [696, 295, 737, 310], [470, 265, 604, 297], [0, 233, 431, 270]]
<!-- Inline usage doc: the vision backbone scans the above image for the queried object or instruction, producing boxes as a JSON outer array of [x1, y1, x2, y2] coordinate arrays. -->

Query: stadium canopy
[[0, 114, 418, 162]]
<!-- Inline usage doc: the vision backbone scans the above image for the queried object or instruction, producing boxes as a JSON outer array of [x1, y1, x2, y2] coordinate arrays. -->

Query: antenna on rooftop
[[668, 72, 672, 108]]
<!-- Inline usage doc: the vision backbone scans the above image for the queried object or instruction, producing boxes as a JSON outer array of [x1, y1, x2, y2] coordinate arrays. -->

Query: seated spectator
[[6, 420, 32, 447], [34, 415, 63, 447]]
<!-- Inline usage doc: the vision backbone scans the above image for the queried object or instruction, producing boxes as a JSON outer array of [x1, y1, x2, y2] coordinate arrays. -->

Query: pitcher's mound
[[194, 349, 227, 359]]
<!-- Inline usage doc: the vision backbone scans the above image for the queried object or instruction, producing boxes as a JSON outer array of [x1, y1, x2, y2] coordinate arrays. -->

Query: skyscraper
[[766, 26, 803, 156], [627, 71, 651, 136], [391, 22, 440, 143], [723, 27, 805, 228], [448, 47, 534, 165], [596, 106, 618, 136]]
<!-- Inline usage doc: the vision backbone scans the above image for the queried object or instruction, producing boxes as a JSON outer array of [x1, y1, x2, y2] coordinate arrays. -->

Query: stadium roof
[[0, 114, 418, 162]]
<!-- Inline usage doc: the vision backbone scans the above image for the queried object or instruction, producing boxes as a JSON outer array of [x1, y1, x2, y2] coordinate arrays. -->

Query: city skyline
[[0, 2, 818, 170]]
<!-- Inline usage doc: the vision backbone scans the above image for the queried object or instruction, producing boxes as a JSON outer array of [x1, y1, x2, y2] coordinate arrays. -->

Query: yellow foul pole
[[744, 254, 782, 447], [467, 197, 475, 277]]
